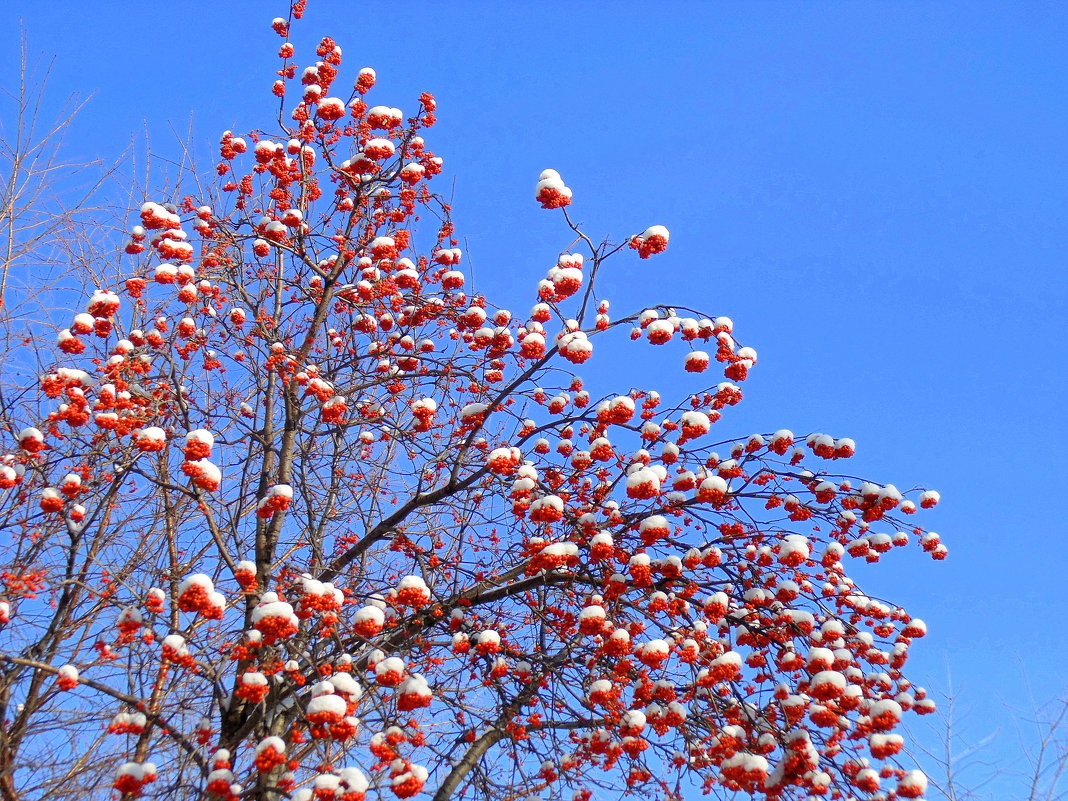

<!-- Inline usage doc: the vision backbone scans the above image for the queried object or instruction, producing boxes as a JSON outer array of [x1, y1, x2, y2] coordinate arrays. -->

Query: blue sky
[[4, 1, 1067, 797]]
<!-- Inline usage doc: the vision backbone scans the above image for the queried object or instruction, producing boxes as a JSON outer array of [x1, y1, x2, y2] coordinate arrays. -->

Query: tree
[[0, 4, 948, 801], [909, 688, 1068, 801], [0, 32, 113, 312]]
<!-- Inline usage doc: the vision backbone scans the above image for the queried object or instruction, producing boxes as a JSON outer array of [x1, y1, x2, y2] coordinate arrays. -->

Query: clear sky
[[4, 2, 1067, 797]]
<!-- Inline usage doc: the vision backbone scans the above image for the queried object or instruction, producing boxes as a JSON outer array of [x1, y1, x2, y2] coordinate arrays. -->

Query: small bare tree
[[0, 30, 116, 311], [912, 685, 1068, 801]]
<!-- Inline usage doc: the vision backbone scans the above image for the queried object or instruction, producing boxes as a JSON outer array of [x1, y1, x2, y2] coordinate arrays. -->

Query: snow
[[178, 573, 213, 594], [307, 693, 346, 718], [338, 768, 368, 793], [376, 657, 405, 677], [251, 599, 296, 625], [329, 671, 362, 699], [355, 605, 384, 627], [398, 575, 428, 592], [579, 605, 606, 621], [162, 634, 186, 649]]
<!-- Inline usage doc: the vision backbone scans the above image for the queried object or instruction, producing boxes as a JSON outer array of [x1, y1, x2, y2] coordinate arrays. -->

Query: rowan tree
[[0, 4, 947, 801]]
